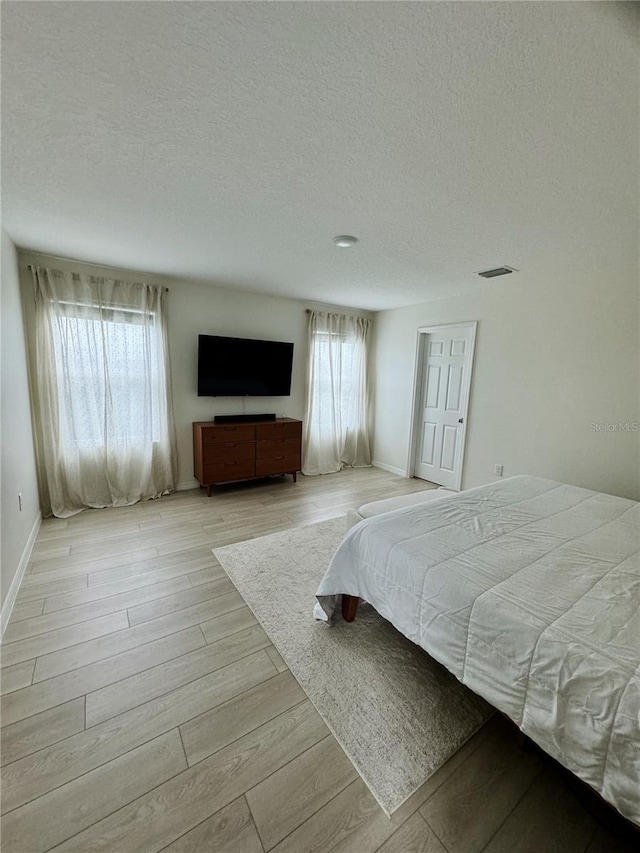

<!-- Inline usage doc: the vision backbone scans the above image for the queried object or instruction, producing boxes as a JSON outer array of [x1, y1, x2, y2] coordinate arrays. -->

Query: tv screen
[[197, 334, 294, 397]]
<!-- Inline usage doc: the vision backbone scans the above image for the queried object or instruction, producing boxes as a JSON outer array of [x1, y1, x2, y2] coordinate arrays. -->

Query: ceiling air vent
[[477, 266, 517, 279]]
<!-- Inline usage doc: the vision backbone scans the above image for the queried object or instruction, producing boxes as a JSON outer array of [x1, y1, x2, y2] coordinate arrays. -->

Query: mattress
[[315, 475, 640, 826]]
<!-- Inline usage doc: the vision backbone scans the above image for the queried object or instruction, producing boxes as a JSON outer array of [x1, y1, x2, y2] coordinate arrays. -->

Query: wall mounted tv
[[197, 334, 294, 397]]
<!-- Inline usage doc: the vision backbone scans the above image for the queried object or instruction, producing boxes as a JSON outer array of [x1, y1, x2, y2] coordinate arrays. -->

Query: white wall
[[168, 283, 310, 489], [18, 252, 370, 491], [1, 233, 40, 624], [372, 267, 640, 501]]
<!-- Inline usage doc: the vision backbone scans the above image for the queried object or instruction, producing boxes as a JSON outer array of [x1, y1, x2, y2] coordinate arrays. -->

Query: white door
[[413, 324, 476, 489]]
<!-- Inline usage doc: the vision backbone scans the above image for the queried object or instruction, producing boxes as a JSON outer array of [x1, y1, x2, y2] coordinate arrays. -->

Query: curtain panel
[[302, 310, 372, 475], [30, 266, 177, 517]]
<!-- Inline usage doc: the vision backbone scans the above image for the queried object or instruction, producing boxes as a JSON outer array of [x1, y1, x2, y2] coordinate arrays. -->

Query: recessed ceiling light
[[333, 235, 358, 248]]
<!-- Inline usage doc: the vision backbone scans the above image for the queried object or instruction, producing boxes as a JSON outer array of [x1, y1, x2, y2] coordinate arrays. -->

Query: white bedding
[[315, 475, 640, 826]]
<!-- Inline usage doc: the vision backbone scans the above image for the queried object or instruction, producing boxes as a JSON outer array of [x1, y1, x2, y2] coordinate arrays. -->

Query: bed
[[314, 475, 640, 827]]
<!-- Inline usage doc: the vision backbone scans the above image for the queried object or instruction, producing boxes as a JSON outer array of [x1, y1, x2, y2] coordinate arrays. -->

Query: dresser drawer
[[256, 454, 301, 477], [203, 460, 256, 483], [201, 424, 255, 445], [256, 437, 300, 460], [255, 421, 301, 441], [194, 419, 302, 494], [203, 441, 254, 465]]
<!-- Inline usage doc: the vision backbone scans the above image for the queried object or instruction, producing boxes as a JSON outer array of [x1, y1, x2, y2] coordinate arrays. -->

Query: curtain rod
[[23, 250, 160, 275], [305, 308, 371, 316], [26, 264, 169, 291]]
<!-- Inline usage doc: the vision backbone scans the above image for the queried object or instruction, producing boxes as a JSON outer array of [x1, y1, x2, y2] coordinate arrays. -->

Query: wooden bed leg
[[342, 595, 359, 622]]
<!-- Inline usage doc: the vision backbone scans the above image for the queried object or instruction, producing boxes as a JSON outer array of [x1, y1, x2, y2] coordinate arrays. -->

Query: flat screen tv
[[197, 334, 294, 397]]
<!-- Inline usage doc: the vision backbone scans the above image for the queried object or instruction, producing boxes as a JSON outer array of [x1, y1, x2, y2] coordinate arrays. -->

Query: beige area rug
[[214, 518, 492, 816]]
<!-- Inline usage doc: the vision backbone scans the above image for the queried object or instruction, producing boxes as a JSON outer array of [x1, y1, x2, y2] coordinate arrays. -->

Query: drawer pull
[[275, 455, 284, 460]]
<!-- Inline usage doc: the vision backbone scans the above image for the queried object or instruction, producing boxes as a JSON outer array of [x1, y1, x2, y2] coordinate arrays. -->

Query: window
[[31, 267, 176, 516], [303, 312, 371, 475], [53, 305, 163, 447], [310, 332, 358, 432]]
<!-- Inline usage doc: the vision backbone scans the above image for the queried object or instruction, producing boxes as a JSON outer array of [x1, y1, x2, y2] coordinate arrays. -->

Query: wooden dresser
[[193, 418, 302, 495]]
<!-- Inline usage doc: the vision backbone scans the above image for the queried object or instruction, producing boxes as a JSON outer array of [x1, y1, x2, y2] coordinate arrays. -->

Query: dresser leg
[[207, 484, 212, 497], [292, 471, 297, 483]]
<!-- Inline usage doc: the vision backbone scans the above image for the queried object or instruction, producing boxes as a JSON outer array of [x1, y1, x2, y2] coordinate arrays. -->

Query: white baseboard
[[0, 512, 42, 640], [176, 480, 200, 492], [372, 460, 409, 478]]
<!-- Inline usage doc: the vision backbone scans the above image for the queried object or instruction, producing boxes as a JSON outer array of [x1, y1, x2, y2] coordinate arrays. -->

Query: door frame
[[406, 321, 478, 491]]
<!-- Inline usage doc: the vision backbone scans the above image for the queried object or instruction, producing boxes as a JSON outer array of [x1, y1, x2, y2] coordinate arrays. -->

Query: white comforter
[[315, 475, 640, 826]]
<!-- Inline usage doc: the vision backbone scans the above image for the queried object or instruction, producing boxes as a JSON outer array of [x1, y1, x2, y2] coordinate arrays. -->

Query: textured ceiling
[[2, 1, 637, 310]]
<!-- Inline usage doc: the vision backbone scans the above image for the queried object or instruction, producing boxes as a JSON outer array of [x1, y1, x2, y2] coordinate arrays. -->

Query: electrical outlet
[[493, 464, 503, 477], [18, 492, 23, 511]]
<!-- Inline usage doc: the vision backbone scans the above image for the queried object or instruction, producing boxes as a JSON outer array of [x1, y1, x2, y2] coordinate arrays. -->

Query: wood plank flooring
[[1, 468, 637, 852]]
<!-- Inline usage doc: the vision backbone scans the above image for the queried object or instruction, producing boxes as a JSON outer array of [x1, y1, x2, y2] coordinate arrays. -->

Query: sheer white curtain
[[302, 311, 372, 475], [30, 266, 177, 517]]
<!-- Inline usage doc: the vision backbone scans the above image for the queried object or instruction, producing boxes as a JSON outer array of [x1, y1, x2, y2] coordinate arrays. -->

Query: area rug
[[213, 518, 492, 815]]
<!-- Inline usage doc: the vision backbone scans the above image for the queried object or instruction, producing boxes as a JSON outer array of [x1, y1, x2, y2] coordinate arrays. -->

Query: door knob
[[458, 418, 464, 424]]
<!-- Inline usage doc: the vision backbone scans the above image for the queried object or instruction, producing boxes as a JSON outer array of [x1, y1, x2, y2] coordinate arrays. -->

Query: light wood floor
[[1, 468, 637, 852]]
